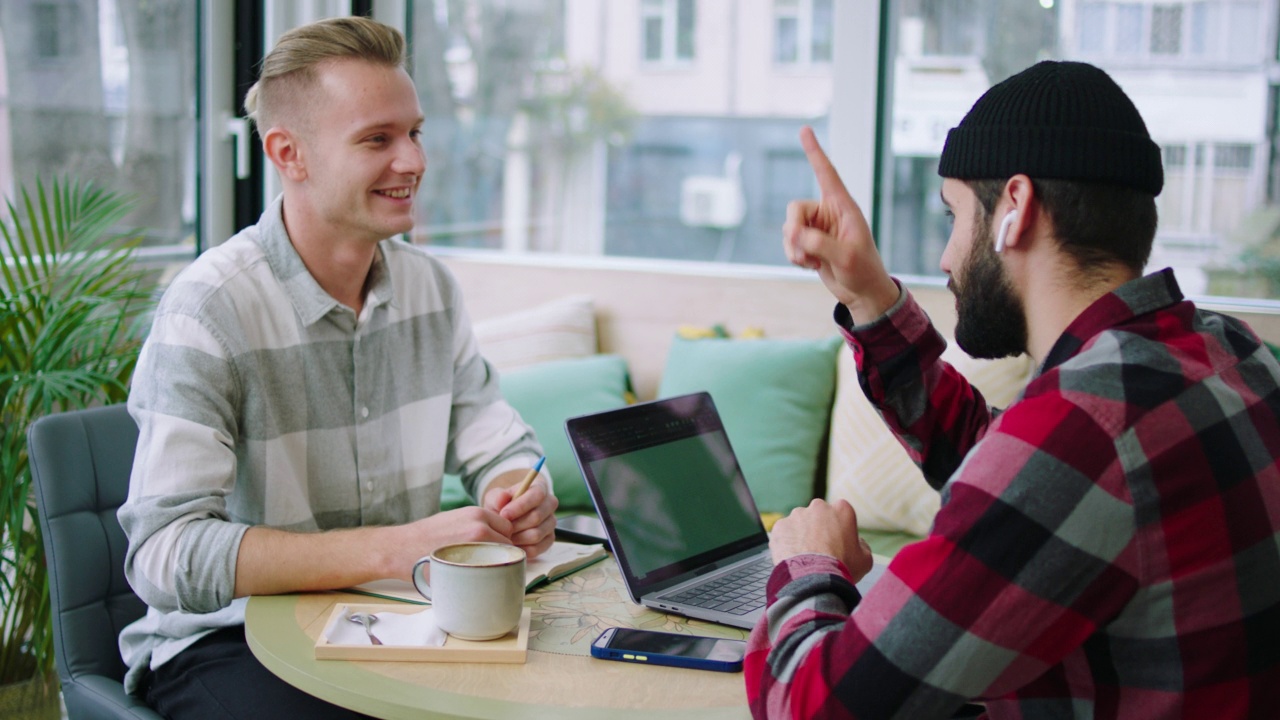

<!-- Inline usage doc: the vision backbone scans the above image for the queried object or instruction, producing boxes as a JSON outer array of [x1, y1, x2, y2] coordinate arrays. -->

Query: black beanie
[[937, 60, 1163, 196]]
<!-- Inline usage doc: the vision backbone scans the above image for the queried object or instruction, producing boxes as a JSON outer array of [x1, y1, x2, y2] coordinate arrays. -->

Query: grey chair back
[[28, 404, 162, 719]]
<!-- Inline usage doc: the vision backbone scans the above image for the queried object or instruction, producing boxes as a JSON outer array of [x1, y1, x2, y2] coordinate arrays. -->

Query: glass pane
[[1161, 144, 1189, 233], [676, 0, 695, 60], [1150, 5, 1182, 55], [880, 1, 1280, 301], [1188, 3, 1211, 56], [776, 17, 798, 64], [811, 0, 833, 63], [1227, 1, 1260, 62], [1078, 2, 1106, 54], [927, 0, 981, 56], [1115, 4, 1144, 55], [408, 0, 835, 268], [644, 16, 663, 61], [0, 0, 198, 249]]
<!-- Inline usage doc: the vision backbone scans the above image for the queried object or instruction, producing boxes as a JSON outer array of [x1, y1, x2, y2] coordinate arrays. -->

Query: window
[[8, 2, 1274, 314], [409, 0, 836, 267], [1189, 2, 1210, 56], [879, 1, 1280, 301], [1078, 3, 1107, 54], [1150, 4, 1182, 55], [1073, 1, 1263, 63], [1227, 1, 1261, 62], [775, 1, 799, 63], [774, 0, 833, 66], [1116, 4, 1144, 54], [31, 2, 82, 60], [0, 0, 198, 252], [641, 0, 695, 64]]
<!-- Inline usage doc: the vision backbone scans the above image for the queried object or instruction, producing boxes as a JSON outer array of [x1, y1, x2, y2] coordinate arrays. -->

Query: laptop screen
[[567, 392, 767, 588]]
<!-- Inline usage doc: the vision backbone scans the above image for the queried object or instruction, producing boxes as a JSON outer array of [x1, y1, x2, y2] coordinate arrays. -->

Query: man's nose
[[395, 139, 426, 176]]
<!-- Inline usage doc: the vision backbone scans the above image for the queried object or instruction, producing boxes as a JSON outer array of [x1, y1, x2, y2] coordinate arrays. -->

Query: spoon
[[348, 611, 383, 645]]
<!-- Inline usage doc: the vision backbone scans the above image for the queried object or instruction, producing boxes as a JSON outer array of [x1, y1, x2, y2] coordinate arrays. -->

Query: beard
[[949, 212, 1028, 360]]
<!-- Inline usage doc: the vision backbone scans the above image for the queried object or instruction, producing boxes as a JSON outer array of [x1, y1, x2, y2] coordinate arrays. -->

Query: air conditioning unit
[[680, 176, 745, 229]]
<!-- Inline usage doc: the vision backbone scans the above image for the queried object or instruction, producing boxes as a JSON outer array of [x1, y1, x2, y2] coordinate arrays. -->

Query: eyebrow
[[351, 115, 425, 136], [938, 189, 952, 209]]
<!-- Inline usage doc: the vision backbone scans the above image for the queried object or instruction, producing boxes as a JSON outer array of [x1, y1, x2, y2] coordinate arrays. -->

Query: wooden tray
[[315, 603, 530, 663]]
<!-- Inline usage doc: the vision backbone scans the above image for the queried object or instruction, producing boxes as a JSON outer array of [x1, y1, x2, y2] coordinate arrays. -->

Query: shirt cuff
[[833, 279, 907, 333]]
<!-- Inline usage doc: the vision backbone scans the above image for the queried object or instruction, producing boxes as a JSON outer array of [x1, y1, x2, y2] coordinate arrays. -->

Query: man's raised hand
[[783, 126, 900, 324]]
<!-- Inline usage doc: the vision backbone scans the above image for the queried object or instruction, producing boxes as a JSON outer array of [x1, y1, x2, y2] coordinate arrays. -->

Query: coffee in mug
[[411, 542, 526, 640]]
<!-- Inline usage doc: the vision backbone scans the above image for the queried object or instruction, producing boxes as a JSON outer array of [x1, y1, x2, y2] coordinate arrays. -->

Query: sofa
[[434, 251, 1050, 556]]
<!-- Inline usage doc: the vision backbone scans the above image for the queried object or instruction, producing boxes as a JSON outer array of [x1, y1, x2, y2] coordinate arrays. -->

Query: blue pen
[[512, 455, 546, 498]]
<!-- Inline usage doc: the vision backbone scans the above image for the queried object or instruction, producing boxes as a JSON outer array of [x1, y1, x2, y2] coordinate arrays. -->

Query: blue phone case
[[590, 627, 745, 673]]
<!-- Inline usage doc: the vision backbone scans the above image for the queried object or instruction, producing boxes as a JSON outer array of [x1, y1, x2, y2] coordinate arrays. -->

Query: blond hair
[[244, 16, 407, 131]]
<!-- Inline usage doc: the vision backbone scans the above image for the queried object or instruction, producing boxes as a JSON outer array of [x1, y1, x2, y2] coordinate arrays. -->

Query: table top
[[246, 557, 755, 720]]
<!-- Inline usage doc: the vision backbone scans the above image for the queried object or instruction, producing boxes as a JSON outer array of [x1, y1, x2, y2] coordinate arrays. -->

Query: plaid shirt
[[746, 269, 1280, 719], [117, 196, 542, 692]]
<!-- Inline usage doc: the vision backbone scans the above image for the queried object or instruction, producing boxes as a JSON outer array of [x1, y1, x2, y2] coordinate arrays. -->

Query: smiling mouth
[[375, 188, 412, 199]]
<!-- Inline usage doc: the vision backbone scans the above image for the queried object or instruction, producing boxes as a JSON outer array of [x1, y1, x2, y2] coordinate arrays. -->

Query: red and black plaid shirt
[[746, 269, 1280, 719]]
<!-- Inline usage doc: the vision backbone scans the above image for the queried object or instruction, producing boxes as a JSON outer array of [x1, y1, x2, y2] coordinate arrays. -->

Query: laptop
[[565, 391, 886, 630]]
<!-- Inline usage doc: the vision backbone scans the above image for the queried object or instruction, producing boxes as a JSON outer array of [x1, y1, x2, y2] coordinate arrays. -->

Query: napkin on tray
[[323, 607, 448, 647]]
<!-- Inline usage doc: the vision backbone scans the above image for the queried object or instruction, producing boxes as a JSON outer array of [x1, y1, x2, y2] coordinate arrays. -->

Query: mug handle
[[411, 556, 433, 602]]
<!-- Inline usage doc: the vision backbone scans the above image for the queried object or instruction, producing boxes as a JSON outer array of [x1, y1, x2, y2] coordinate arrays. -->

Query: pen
[[510, 456, 546, 499]]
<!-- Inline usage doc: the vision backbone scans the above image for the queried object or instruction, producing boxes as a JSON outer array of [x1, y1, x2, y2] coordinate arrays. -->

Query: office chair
[[28, 404, 163, 720]]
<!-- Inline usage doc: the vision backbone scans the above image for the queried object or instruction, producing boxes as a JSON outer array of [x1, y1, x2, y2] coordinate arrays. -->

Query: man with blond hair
[[118, 17, 556, 718]]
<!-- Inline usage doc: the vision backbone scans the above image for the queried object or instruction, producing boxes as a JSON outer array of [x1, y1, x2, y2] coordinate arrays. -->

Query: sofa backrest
[[439, 253, 972, 401]]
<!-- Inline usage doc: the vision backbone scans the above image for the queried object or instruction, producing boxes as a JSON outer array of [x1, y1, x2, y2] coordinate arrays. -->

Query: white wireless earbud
[[994, 211, 1018, 253]]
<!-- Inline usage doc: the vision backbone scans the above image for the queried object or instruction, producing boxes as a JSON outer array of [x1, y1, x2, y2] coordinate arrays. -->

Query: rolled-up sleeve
[[442, 283, 546, 501], [119, 309, 249, 615]]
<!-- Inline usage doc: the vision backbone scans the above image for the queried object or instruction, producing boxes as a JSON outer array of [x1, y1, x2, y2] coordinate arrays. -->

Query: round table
[[246, 558, 755, 720]]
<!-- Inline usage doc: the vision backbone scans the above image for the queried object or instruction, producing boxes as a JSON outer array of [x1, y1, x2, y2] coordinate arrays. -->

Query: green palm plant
[[0, 177, 153, 692]]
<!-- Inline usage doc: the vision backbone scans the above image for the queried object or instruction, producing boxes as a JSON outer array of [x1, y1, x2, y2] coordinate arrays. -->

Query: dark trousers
[[144, 625, 375, 720]]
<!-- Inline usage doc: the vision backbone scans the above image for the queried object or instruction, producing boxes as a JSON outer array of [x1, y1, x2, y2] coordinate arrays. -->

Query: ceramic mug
[[411, 542, 526, 640]]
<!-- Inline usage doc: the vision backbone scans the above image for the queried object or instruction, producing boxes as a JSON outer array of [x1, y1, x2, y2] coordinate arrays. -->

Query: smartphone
[[555, 512, 610, 550], [590, 627, 746, 672]]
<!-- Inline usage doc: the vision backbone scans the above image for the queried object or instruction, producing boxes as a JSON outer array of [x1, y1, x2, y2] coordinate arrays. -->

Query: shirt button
[[360, 407, 369, 419], [364, 481, 373, 492]]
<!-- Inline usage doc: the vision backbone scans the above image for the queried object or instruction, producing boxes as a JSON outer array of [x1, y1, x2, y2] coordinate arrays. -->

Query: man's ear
[[998, 174, 1036, 251], [262, 126, 307, 182]]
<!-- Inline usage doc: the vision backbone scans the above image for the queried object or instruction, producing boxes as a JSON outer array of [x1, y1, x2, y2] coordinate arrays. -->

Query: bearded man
[[747, 60, 1280, 720]]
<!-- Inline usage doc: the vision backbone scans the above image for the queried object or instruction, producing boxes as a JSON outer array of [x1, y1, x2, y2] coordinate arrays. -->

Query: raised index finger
[[800, 126, 850, 201]]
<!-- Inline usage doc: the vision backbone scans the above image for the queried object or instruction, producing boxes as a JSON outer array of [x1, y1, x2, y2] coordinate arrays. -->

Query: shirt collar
[[255, 195, 398, 327], [1041, 267, 1184, 372]]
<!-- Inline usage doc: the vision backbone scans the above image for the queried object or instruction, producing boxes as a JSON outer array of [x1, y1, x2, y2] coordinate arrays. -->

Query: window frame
[[640, 0, 696, 66], [773, 0, 834, 68]]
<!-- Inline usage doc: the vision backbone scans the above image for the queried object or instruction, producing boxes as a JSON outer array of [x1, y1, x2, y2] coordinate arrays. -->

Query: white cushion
[[473, 295, 597, 372], [825, 340, 1037, 536]]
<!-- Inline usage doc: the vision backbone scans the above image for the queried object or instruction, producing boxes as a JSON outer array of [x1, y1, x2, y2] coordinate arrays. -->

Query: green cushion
[[1265, 340, 1280, 364], [441, 355, 632, 511], [657, 336, 841, 514]]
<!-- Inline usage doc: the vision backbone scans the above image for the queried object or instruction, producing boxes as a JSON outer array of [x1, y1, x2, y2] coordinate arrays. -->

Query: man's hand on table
[[769, 498, 874, 583]]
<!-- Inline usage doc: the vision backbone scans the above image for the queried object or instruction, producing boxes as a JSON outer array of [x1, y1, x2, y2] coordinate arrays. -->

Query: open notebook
[[349, 541, 608, 605]]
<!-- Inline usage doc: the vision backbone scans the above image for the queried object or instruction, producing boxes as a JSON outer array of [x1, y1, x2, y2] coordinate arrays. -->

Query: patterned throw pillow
[[473, 294, 597, 372], [825, 341, 1037, 536]]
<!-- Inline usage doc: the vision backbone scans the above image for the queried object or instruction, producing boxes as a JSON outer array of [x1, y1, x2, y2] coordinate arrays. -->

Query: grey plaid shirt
[[117, 196, 542, 692]]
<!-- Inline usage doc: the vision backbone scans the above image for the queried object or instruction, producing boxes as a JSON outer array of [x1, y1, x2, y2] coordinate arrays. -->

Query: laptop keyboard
[[661, 557, 772, 615]]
